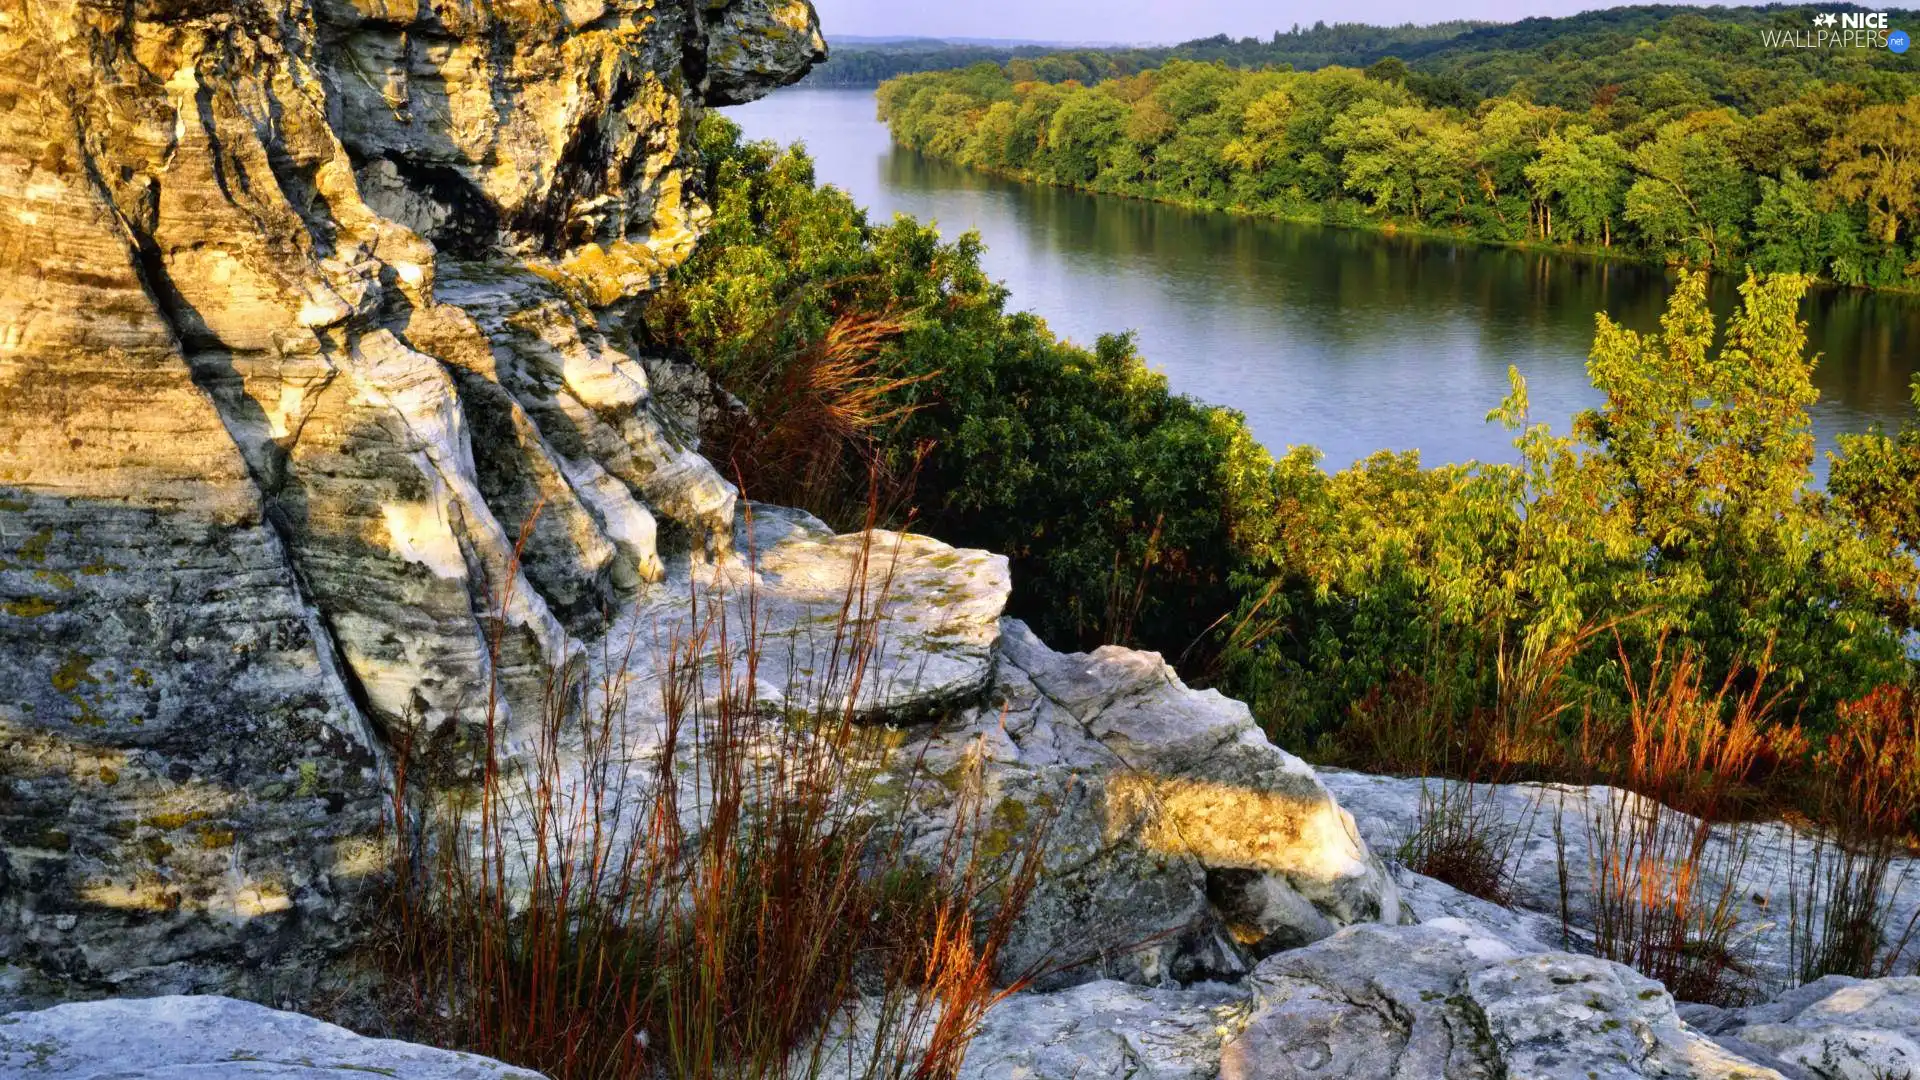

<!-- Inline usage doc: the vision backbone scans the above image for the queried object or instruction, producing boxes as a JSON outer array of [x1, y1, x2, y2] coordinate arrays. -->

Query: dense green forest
[[877, 6, 1920, 289], [648, 115, 1920, 780], [801, 22, 1489, 87]]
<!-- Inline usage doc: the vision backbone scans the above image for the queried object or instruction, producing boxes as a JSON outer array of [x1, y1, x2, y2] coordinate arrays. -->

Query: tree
[[1831, 377, 1920, 631], [1220, 87, 1295, 173], [1476, 99, 1563, 239], [1749, 170, 1826, 275], [1045, 89, 1129, 186], [1820, 97, 1920, 246], [1525, 125, 1626, 245], [1327, 102, 1460, 223], [1623, 111, 1753, 263], [1568, 271, 1907, 696]]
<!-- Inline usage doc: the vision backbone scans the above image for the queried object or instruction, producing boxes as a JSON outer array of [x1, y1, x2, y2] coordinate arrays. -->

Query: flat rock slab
[[947, 920, 1794, 1079], [596, 505, 1012, 726], [1686, 976, 1920, 1080], [0, 995, 542, 1078]]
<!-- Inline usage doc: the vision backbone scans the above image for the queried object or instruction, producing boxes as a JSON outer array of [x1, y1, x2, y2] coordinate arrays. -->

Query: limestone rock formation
[[0, 0, 821, 1004], [1, 994, 543, 1078], [19, 931, 1918, 1079], [887, 620, 1400, 989], [1224, 920, 1776, 1080], [1685, 976, 1920, 1080], [921, 978, 1246, 1080], [948, 920, 1803, 1080], [490, 574, 1401, 996]]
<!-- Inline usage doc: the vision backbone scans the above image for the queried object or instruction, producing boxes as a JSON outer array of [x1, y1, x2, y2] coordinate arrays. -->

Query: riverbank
[[881, 135, 1920, 299], [876, 60, 1920, 298]]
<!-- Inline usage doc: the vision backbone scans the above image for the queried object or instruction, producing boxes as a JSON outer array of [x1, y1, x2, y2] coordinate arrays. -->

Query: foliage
[[653, 115, 1920, 1010], [646, 117, 1249, 652], [653, 116, 1919, 792], [875, 21, 1920, 289]]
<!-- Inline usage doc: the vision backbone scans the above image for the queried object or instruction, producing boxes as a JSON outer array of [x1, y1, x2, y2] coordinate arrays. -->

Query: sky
[[809, 0, 1737, 45]]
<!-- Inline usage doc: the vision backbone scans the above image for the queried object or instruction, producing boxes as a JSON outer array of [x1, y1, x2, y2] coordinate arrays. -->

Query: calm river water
[[725, 88, 1919, 473]]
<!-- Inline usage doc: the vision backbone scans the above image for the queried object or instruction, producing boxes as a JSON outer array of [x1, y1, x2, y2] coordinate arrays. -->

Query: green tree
[[1045, 88, 1129, 185], [1749, 170, 1827, 275], [1831, 377, 1920, 618], [1327, 102, 1460, 223], [1623, 111, 1753, 263], [1819, 97, 1920, 247], [1525, 125, 1627, 245]]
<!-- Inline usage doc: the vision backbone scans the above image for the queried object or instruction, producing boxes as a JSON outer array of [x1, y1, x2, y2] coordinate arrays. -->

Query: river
[[724, 88, 1919, 473]]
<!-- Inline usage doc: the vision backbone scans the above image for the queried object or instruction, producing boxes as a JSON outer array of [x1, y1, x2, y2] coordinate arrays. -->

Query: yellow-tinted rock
[[0, 0, 819, 1006]]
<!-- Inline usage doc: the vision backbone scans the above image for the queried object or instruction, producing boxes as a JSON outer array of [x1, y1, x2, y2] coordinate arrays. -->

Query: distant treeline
[[801, 21, 1491, 88], [877, 5, 1920, 289]]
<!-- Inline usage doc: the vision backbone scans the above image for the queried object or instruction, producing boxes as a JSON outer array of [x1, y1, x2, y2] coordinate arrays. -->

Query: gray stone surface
[[885, 620, 1401, 990], [703, 0, 831, 105], [954, 979, 1247, 1080], [0, 995, 542, 1078], [1687, 976, 1920, 1080], [599, 505, 1011, 724], [933, 920, 1812, 1079]]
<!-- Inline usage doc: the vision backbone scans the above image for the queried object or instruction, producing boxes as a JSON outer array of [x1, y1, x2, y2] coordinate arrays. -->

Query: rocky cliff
[[0, 0, 823, 1002]]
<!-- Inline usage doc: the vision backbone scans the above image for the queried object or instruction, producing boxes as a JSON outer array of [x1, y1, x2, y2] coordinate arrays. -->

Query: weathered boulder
[[0, 0, 821, 1005], [885, 620, 1400, 990], [1685, 976, 1920, 1080], [943, 920, 1797, 1079], [599, 505, 1012, 722], [0, 994, 542, 1078], [702, 0, 830, 106]]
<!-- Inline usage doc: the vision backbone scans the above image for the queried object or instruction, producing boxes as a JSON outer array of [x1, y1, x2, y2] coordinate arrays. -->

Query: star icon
[[1813, 12, 1839, 26]]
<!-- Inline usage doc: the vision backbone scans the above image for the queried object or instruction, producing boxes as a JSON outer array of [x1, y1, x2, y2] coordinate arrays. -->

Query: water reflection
[[728, 89, 1919, 473]]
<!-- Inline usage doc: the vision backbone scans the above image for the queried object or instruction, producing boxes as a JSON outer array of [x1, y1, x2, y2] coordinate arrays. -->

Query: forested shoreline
[[876, 6, 1920, 290]]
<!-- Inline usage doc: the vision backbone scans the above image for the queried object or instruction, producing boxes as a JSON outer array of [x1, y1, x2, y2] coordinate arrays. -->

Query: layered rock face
[[0, 0, 821, 1002]]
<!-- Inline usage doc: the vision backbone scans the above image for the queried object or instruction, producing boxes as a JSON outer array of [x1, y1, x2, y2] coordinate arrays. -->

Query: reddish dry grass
[[1564, 642, 1775, 1006], [1331, 620, 1918, 998], [381, 523, 1048, 1080], [707, 308, 936, 526], [1789, 684, 1920, 982]]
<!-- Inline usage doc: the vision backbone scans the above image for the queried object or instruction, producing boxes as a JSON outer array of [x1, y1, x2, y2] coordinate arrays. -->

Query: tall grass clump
[[1351, 624, 1587, 906], [380, 525, 1048, 1080], [698, 302, 936, 527], [1789, 684, 1920, 983], [1556, 642, 1782, 1005]]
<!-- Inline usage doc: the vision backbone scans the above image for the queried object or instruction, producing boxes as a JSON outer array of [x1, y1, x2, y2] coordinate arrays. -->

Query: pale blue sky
[[810, 0, 1738, 45]]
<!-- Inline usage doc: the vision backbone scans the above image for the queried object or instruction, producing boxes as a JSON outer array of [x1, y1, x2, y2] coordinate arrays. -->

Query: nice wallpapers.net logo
[[1763, 10, 1911, 51]]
